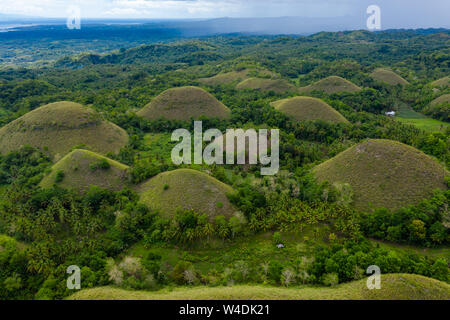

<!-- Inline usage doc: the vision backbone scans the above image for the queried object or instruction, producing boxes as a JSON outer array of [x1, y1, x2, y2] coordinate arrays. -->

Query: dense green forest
[[0, 29, 449, 300]]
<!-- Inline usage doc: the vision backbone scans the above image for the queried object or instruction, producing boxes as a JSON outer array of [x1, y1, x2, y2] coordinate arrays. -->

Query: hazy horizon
[[0, 1, 449, 30]]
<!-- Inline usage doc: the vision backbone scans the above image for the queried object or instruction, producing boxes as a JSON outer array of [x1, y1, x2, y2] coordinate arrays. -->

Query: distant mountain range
[[0, 14, 448, 36]]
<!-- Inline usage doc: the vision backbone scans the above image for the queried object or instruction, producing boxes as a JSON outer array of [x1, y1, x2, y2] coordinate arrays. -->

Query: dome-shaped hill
[[40, 149, 129, 192], [298, 76, 362, 94], [431, 94, 450, 106], [369, 68, 409, 85], [198, 68, 278, 86], [431, 76, 450, 88], [314, 139, 448, 211], [198, 69, 250, 86], [271, 96, 349, 124], [236, 78, 296, 93], [137, 169, 237, 219], [0, 102, 128, 160], [137, 86, 231, 121]]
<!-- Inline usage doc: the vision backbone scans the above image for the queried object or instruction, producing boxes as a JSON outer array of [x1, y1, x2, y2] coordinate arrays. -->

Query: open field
[[395, 102, 448, 132], [68, 274, 450, 300]]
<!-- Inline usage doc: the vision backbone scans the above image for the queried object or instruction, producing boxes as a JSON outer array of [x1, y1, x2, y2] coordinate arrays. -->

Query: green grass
[[137, 168, 238, 219], [68, 274, 450, 300], [136, 133, 176, 165], [298, 76, 361, 94], [431, 93, 450, 106], [198, 68, 278, 86], [236, 78, 296, 93], [0, 101, 128, 161], [129, 229, 321, 275], [40, 149, 130, 192], [314, 139, 448, 211], [431, 77, 450, 88], [198, 69, 251, 86], [137, 86, 231, 121], [395, 102, 448, 132], [396, 117, 448, 133], [271, 96, 349, 124], [370, 68, 409, 85], [370, 240, 450, 261]]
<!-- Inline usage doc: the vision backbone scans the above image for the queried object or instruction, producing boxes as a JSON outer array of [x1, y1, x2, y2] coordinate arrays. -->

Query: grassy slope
[[298, 76, 361, 94], [370, 68, 409, 85], [68, 274, 450, 300], [314, 139, 448, 211], [0, 101, 128, 160], [271, 96, 349, 124], [137, 86, 231, 121], [198, 69, 251, 86], [137, 168, 237, 219], [431, 77, 450, 88], [431, 94, 450, 106], [40, 149, 129, 192], [236, 78, 296, 93], [198, 68, 278, 86], [395, 102, 448, 133]]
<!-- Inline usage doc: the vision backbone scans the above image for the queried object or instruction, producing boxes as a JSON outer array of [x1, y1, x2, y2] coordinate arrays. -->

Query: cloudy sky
[[0, 0, 449, 28]]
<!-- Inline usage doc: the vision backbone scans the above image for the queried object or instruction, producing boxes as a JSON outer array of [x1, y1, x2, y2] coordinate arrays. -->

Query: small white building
[[385, 111, 396, 117]]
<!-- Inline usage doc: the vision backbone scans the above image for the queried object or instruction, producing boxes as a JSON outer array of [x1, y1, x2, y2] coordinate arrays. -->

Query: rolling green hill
[[431, 76, 450, 88], [298, 76, 361, 94], [236, 78, 296, 93], [431, 94, 450, 106], [198, 69, 250, 85], [68, 274, 450, 300], [369, 68, 409, 85], [40, 149, 129, 192], [314, 139, 448, 211], [137, 168, 237, 219], [271, 96, 349, 124], [0, 101, 128, 160], [137, 86, 231, 121], [198, 68, 277, 86]]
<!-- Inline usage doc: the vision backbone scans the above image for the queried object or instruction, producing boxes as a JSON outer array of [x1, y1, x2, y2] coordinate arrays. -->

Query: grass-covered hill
[[431, 93, 450, 105], [298, 76, 362, 94], [137, 168, 237, 219], [39, 149, 129, 192], [271, 96, 349, 124], [236, 78, 296, 93], [198, 69, 250, 85], [198, 68, 278, 86], [314, 139, 448, 211], [431, 76, 450, 88], [369, 68, 409, 85], [68, 274, 450, 300], [0, 101, 128, 160], [137, 86, 231, 121]]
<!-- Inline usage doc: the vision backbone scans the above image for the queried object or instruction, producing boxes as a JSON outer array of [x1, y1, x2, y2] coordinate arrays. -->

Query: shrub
[[171, 261, 193, 285], [322, 273, 339, 286], [55, 170, 65, 183]]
